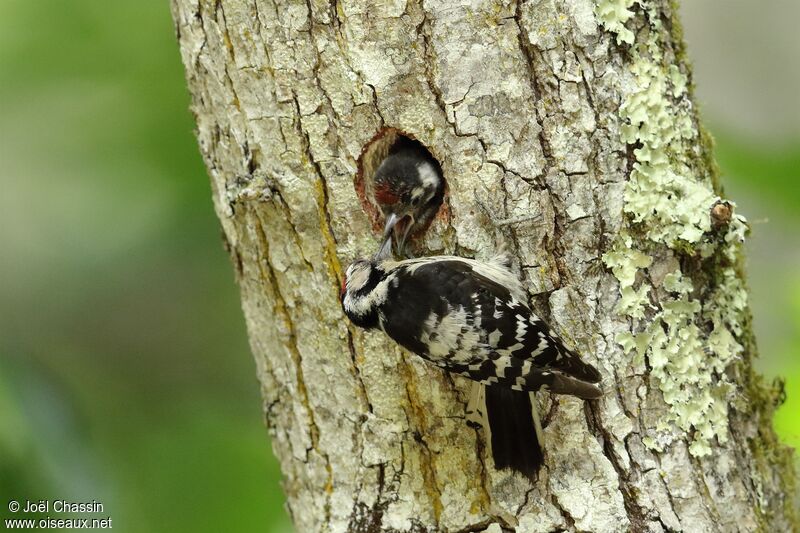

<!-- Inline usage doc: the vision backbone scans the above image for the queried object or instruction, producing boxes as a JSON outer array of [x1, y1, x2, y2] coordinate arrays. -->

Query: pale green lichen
[[603, 234, 653, 318], [596, 0, 636, 45], [620, 49, 716, 246], [597, 1, 750, 457], [618, 264, 740, 456]]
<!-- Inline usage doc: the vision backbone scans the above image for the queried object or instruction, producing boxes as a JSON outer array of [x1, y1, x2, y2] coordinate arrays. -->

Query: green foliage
[[714, 135, 800, 451], [0, 0, 289, 530], [770, 281, 800, 450], [715, 134, 800, 219]]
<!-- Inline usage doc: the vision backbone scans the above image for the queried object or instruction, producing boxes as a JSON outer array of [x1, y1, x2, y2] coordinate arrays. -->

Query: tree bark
[[171, 0, 798, 531]]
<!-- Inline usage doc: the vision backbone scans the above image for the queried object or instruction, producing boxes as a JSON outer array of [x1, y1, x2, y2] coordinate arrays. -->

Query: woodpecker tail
[[483, 386, 543, 480]]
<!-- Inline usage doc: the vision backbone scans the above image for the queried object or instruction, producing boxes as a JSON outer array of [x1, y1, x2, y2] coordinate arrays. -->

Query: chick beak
[[381, 213, 414, 257], [395, 215, 415, 257]]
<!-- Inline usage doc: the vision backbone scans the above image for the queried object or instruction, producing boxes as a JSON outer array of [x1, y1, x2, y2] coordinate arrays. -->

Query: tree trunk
[[170, 0, 798, 531]]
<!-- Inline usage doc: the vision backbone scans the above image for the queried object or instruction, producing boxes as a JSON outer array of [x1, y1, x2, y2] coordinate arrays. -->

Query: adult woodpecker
[[341, 240, 603, 478], [370, 138, 444, 256]]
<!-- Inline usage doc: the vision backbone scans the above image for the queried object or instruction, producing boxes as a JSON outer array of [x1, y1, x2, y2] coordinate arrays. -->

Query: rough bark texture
[[171, 0, 798, 531]]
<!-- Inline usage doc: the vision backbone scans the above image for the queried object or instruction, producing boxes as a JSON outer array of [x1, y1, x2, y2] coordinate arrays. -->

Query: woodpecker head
[[340, 239, 394, 329], [372, 145, 443, 256]]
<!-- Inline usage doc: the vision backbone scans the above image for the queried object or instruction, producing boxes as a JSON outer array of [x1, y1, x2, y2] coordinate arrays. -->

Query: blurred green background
[[0, 1, 796, 531]]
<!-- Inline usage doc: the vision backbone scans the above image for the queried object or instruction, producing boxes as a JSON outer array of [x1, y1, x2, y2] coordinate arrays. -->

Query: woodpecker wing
[[379, 258, 602, 398], [383, 255, 529, 301]]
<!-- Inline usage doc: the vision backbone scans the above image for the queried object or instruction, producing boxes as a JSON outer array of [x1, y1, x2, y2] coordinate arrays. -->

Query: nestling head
[[372, 147, 443, 255]]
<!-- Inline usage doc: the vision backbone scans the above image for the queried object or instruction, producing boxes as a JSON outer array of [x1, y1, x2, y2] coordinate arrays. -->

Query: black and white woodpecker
[[341, 239, 603, 478], [370, 139, 444, 256]]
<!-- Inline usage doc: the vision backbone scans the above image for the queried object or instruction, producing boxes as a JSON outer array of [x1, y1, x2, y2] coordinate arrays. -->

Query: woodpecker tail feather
[[484, 386, 543, 480]]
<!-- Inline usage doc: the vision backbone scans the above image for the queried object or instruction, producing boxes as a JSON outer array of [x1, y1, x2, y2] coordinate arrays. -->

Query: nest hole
[[354, 128, 447, 244]]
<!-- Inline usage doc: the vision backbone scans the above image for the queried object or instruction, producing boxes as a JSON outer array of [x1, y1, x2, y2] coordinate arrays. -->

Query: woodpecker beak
[[382, 213, 400, 242], [375, 234, 393, 261]]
